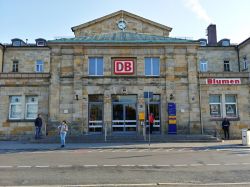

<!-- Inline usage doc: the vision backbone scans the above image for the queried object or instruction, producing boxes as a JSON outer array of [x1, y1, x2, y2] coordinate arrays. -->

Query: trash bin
[[242, 129, 250, 146]]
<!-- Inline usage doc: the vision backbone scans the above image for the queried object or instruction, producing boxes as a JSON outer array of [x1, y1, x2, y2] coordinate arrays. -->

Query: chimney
[[207, 24, 217, 46]]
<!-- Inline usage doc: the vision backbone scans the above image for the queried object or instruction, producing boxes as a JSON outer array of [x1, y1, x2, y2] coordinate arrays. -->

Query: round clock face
[[117, 20, 126, 30]]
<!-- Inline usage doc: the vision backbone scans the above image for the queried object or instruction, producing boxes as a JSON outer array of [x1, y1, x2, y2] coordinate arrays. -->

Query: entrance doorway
[[112, 95, 137, 133]]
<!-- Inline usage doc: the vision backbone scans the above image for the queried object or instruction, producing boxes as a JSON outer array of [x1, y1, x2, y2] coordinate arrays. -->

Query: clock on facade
[[117, 20, 127, 30]]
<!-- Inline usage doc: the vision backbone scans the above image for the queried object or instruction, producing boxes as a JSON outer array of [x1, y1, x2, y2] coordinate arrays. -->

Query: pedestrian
[[222, 117, 230, 140], [149, 113, 155, 134], [58, 120, 68, 148], [34, 114, 43, 139]]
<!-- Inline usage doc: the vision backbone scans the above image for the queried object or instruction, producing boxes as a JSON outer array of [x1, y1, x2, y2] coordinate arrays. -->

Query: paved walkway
[[0, 140, 247, 150]]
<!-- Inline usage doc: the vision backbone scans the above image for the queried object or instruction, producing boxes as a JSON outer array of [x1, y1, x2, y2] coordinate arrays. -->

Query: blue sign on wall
[[168, 102, 177, 134]]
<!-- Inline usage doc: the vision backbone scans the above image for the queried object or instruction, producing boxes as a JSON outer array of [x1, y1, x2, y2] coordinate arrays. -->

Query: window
[[209, 95, 221, 117], [9, 96, 22, 119], [12, 60, 19, 72], [209, 94, 238, 118], [36, 60, 44, 72], [145, 57, 160, 76], [9, 96, 38, 120], [224, 60, 230, 72], [225, 95, 237, 117], [200, 59, 208, 72], [25, 96, 38, 119], [88, 57, 103, 76], [243, 56, 248, 70]]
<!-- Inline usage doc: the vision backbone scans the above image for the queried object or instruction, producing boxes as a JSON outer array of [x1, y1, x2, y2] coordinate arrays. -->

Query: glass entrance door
[[112, 95, 137, 132], [145, 95, 161, 133]]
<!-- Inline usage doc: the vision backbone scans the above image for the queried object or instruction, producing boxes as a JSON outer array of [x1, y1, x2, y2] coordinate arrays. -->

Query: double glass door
[[112, 95, 137, 132]]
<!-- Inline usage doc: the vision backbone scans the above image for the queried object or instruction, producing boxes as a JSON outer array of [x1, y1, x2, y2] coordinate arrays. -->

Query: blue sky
[[0, 0, 249, 44]]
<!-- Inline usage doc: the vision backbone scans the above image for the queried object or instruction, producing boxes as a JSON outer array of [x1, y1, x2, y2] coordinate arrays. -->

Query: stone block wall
[[3, 47, 50, 73]]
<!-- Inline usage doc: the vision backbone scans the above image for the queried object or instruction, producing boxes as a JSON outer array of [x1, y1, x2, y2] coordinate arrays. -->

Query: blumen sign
[[114, 60, 134, 75], [206, 78, 241, 85]]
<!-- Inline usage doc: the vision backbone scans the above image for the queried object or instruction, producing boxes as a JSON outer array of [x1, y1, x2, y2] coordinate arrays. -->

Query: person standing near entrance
[[222, 117, 230, 140], [58, 120, 68, 148], [149, 113, 155, 134], [34, 114, 43, 139]]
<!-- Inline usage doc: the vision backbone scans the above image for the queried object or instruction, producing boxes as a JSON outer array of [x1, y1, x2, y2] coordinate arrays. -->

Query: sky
[[0, 0, 250, 44]]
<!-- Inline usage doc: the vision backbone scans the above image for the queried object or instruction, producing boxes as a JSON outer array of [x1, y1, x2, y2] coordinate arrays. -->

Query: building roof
[[71, 10, 172, 32], [238, 37, 250, 48], [48, 32, 196, 44]]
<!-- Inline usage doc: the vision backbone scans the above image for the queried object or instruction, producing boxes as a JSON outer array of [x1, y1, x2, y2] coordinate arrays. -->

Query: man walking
[[149, 113, 155, 134], [222, 117, 230, 140], [34, 114, 43, 139]]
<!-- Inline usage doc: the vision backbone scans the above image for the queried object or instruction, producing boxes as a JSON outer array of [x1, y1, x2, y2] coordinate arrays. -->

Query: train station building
[[0, 10, 250, 139]]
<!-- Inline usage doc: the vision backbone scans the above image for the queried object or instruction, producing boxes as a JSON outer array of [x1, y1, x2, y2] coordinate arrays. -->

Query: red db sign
[[114, 60, 134, 75]]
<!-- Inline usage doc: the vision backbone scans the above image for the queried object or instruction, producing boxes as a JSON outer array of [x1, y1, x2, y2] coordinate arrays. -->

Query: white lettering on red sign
[[114, 60, 134, 75], [206, 78, 241, 85]]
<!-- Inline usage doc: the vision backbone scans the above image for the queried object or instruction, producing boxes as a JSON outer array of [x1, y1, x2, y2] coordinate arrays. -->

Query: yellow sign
[[139, 112, 145, 120], [169, 120, 176, 124]]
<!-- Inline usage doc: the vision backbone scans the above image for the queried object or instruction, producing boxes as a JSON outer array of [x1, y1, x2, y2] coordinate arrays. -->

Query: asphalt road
[[1, 147, 250, 186]]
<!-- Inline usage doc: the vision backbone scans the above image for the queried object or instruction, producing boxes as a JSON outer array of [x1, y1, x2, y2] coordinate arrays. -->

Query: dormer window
[[222, 40, 230, 46], [11, 38, 26, 46], [35, 38, 47, 46]]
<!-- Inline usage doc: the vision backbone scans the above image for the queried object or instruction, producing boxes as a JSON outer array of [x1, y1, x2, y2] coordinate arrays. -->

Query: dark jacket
[[35, 117, 43, 127], [222, 119, 230, 129]]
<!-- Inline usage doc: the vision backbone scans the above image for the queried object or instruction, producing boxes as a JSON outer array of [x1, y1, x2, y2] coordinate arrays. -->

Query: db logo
[[114, 60, 134, 75]]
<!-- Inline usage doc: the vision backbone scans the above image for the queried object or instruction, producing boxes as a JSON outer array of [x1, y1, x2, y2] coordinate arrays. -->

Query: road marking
[[83, 165, 98, 167], [158, 182, 250, 186], [103, 165, 117, 167], [173, 164, 188, 167], [156, 164, 170, 167], [0, 166, 13, 168], [224, 163, 238, 166], [206, 163, 221, 166], [35, 165, 50, 168], [189, 163, 203, 167], [58, 165, 72, 168], [241, 163, 250, 165], [120, 164, 135, 167], [138, 164, 153, 167], [17, 165, 32, 168]]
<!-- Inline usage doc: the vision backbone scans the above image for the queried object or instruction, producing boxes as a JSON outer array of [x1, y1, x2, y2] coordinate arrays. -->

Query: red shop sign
[[114, 60, 134, 75], [206, 78, 241, 85]]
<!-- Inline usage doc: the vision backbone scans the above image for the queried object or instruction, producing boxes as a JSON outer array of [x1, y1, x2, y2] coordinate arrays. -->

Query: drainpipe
[[236, 45, 240, 72], [1, 45, 5, 72], [198, 72, 203, 134]]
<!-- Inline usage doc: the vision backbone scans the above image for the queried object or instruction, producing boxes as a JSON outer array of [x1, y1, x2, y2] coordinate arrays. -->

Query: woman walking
[[58, 120, 68, 148]]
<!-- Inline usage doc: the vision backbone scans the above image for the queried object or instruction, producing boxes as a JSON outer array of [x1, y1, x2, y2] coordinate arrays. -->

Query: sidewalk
[[0, 140, 247, 150]]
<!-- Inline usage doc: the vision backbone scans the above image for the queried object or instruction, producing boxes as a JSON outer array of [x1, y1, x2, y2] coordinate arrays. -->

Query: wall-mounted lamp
[[170, 93, 174, 100], [75, 94, 79, 101]]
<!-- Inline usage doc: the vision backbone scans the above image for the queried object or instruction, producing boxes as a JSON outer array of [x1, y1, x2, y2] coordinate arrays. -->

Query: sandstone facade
[[0, 11, 250, 139]]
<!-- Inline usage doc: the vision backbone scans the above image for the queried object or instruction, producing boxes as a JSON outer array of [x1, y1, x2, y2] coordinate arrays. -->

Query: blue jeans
[[60, 132, 67, 146], [35, 127, 42, 139]]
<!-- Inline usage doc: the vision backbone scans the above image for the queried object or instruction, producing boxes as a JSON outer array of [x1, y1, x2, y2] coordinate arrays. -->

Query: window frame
[[35, 60, 44, 73], [243, 56, 248, 70], [12, 60, 19, 72], [144, 57, 160, 76], [209, 94, 238, 119], [209, 95, 222, 118], [9, 96, 22, 120], [223, 60, 230, 72], [200, 59, 208, 72], [25, 96, 38, 119], [88, 57, 104, 76]]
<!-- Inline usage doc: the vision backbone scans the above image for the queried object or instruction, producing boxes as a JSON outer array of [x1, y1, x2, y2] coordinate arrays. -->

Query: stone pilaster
[[187, 48, 201, 134]]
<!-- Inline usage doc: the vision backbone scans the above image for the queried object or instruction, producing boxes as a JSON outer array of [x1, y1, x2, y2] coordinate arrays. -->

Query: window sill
[[7, 119, 35, 122], [210, 117, 240, 121]]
